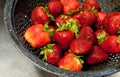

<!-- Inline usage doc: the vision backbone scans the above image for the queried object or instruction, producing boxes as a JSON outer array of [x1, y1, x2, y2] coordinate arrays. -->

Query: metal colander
[[4, 0, 120, 77]]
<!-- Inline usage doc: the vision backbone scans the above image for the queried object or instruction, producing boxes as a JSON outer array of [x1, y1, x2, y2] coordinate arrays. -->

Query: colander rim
[[4, 0, 120, 77]]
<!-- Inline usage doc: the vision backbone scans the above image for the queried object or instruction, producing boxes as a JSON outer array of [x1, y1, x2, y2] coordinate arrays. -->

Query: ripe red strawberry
[[72, 10, 97, 27], [82, 0, 101, 11], [40, 44, 62, 65], [103, 12, 120, 35], [86, 45, 109, 65], [31, 6, 50, 24], [60, 0, 80, 15], [54, 30, 74, 50], [79, 26, 97, 44], [101, 35, 120, 54], [95, 29, 109, 44], [54, 16, 81, 50], [95, 11, 107, 29], [24, 24, 51, 48], [47, 0, 63, 18], [70, 38, 93, 55], [58, 52, 83, 71]]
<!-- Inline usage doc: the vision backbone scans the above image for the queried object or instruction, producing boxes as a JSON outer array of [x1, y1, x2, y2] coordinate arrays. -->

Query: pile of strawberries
[[24, 0, 120, 71]]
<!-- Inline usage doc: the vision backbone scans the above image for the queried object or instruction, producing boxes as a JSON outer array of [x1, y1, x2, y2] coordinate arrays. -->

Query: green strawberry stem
[[42, 6, 55, 21], [97, 31, 106, 43], [87, 7, 98, 13], [40, 44, 54, 61], [67, 8, 81, 15], [56, 18, 81, 38], [44, 23, 54, 37], [117, 36, 120, 43]]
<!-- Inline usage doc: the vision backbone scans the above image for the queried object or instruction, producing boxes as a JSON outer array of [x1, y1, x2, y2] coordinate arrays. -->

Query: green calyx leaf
[[42, 6, 55, 21], [43, 6, 49, 13], [87, 7, 97, 13], [75, 55, 84, 64], [61, 14, 70, 19], [44, 23, 54, 37], [117, 27, 120, 35], [97, 31, 106, 43], [117, 36, 120, 43], [69, 50, 84, 64], [56, 18, 81, 38], [67, 8, 81, 15], [40, 44, 55, 61], [47, 13, 55, 21], [68, 19, 81, 38]]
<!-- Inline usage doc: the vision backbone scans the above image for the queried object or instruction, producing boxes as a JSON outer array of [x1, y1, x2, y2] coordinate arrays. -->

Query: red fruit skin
[[60, 0, 80, 15], [96, 12, 107, 29], [73, 11, 97, 27], [46, 45, 62, 65], [82, 0, 100, 11], [58, 53, 83, 71], [70, 38, 93, 55], [31, 6, 50, 24], [101, 35, 120, 54], [71, 16, 81, 24], [56, 15, 80, 26], [103, 12, 120, 35], [48, 25, 56, 31], [79, 26, 97, 44], [47, 0, 63, 18], [55, 15, 70, 25], [24, 24, 51, 48], [54, 30, 74, 50], [86, 45, 109, 65]]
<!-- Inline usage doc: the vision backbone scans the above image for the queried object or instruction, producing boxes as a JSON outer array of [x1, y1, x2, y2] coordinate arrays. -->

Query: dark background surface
[[0, 0, 120, 77]]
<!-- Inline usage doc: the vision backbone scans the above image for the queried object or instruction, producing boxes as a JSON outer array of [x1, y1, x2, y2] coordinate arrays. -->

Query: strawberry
[[103, 12, 120, 35], [95, 11, 107, 29], [54, 17, 81, 50], [53, 30, 74, 50], [31, 6, 50, 24], [24, 24, 51, 48], [58, 52, 83, 71], [40, 44, 62, 65], [56, 15, 80, 26], [60, 0, 80, 15], [101, 35, 120, 54], [70, 38, 93, 55], [82, 0, 101, 11], [55, 15, 70, 25], [79, 26, 97, 44], [95, 29, 109, 45], [72, 10, 97, 27], [86, 45, 109, 65], [47, 0, 63, 18]]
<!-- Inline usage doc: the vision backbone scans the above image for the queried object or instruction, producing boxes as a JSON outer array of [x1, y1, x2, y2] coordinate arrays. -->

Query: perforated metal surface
[[5, 0, 120, 77]]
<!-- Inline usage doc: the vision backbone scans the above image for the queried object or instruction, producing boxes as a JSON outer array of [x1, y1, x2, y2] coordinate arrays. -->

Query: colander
[[4, 0, 120, 77]]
